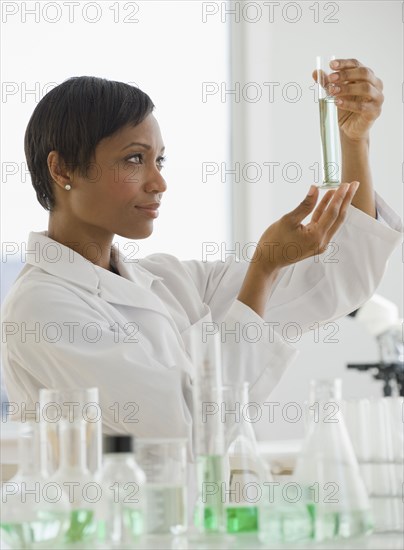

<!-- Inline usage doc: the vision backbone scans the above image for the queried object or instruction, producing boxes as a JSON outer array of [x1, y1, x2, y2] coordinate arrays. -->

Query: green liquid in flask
[[226, 506, 258, 533], [63, 509, 96, 544]]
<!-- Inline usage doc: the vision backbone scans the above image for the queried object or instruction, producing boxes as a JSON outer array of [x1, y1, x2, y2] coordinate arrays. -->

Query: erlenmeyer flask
[[222, 383, 270, 533], [0, 421, 70, 549], [292, 379, 373, 541]]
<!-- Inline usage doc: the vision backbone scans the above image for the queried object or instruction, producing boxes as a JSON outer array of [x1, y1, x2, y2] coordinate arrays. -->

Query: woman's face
[[64, 113, 167, 239]]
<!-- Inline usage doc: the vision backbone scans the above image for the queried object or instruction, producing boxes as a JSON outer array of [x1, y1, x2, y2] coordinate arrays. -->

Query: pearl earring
[[64, 184, 71, 191]]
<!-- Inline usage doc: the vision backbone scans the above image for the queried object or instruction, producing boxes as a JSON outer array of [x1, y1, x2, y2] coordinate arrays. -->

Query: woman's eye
[[157, 155, 166, 170], [126, 153, 143, 164]]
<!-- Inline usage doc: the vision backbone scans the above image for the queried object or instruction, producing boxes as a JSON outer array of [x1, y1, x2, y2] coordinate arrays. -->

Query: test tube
[[316, 55, 341, 188]]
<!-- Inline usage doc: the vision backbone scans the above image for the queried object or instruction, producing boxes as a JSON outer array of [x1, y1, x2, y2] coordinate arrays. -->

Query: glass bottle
[[292, 379, 373, 541], [190, 329, 227, 535], [222, 383, 270, 533], [0, 421, 70, 549], [50, 418, 98, 545], [99, 435, 146, 547]]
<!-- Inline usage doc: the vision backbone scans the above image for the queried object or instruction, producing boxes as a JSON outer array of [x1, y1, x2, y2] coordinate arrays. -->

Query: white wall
[[1, 0, 230, 262], [223, 0, 403, 439]]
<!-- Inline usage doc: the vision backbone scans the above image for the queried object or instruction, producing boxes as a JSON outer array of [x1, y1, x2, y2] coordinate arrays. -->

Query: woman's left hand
[[313, 58, 384, 142]]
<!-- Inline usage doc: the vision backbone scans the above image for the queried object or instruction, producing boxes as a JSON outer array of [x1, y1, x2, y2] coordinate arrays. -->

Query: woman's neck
[[48, 213, 114, 271]]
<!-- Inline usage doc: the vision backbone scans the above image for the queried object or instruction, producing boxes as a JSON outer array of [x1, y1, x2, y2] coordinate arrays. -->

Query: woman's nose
[[145, 170, 167, 194]]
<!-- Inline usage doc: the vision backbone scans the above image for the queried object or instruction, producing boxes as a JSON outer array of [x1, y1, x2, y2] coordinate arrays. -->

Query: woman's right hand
[[253, 181, 360, 272], [237, 181, 359, 317]]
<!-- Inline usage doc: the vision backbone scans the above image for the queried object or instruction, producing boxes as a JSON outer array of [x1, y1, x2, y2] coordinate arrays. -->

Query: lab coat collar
[[25, 231, 163, 298]]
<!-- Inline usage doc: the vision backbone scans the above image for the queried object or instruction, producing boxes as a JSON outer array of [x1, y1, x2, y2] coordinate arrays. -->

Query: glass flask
[[189, 328, 227, 535], [50, 418, 99, 545], [222, 383, 270, 534], [0, 421, 70, 549], [315, 55, 341, 188], [99, 435, 146, 547], [292, 379, 373, 541]]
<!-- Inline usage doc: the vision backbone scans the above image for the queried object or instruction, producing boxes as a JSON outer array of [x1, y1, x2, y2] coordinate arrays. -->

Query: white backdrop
[[221, 0, 403, 439], [1, 0, 230, 261]]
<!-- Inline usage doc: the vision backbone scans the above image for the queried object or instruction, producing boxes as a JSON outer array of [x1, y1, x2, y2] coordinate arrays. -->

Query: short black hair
[[24, 76, 155, 211]]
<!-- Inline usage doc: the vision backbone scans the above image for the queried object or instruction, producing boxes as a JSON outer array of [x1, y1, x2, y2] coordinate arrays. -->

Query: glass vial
[[99, 435, 145, 547]]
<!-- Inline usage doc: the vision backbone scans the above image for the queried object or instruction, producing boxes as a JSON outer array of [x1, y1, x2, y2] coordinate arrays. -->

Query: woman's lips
[[135, 204, 160, 218]]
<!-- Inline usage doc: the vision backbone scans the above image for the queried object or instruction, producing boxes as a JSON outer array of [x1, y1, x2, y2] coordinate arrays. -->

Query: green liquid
[[123, 507, 144, 537], [308, 505, 373, 540], [194, 455, 225, 533], [0, 512, 67, 549], [63, 509, 96, 543], [260, 504, 373, 543], [226, 506, 258, 533], [319, 97, 340, 185]]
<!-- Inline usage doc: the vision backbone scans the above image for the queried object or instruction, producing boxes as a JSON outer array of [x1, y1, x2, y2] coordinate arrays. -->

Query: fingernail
[[351, 181, 360, 191], [330, 60, 339, 69], [307, 184, 317, 196], [341, 183, 350, 194]]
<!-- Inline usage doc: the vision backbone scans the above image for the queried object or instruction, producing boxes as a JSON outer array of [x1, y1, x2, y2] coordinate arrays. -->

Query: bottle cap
[[103, 434, 135, 454]]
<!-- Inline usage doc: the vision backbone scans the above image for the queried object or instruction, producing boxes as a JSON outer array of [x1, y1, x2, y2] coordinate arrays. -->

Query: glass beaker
[[0, 421, 70, 549], [39, 387, 102, 476], [293, 379, 373, 541], [189, 327, 227, 534], [315, 55, 341, 188], [136, 438, 188, 536], [222, 383, 270, 533]]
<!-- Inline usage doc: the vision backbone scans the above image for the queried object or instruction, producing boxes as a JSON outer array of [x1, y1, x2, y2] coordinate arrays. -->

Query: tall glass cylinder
[[189, 328, 226, 534], [50, 418, 98, 545], [39, 387, 102, 476], [315, 55, 341, 188]]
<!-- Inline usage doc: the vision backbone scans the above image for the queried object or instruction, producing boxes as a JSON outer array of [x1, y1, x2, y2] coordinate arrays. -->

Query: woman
[[2, 60, 402, 448]]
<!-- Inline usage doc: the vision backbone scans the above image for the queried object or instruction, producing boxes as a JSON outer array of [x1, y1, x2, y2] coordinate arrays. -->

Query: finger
[[334, 96, 381, 116], [317, 182, 351, 232], [328, 82, 382, 103], [288, 185, 319, 225], [328, 65, 380, 90], [325, 181, 360, 240], [310, 190, 335, 224]]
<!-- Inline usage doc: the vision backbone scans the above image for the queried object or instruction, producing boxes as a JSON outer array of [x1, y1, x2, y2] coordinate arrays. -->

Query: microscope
[[347, 294, 403, 397]]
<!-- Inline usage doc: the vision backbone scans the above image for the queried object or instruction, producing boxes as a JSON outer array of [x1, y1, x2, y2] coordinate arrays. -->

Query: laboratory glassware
[[342, 397, 404, 532], [292, 379, 373, 541], [50, 417, 99, 544], [315, 55, 341, 188], [0, 421, 70, 549], [99, 434, 146, 547], [39, 386, 102, 476], [189, 327, 227, 534], [136, 438, 187, 535], [222, 383, 270, 533], [258, 480, 313, 544]]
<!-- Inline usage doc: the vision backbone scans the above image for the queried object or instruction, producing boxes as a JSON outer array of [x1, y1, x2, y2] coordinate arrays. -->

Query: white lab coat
[[1, 195, 402, 457]]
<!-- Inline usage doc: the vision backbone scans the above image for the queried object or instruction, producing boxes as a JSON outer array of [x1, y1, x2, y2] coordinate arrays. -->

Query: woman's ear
[[47, 151, 73, 189]]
